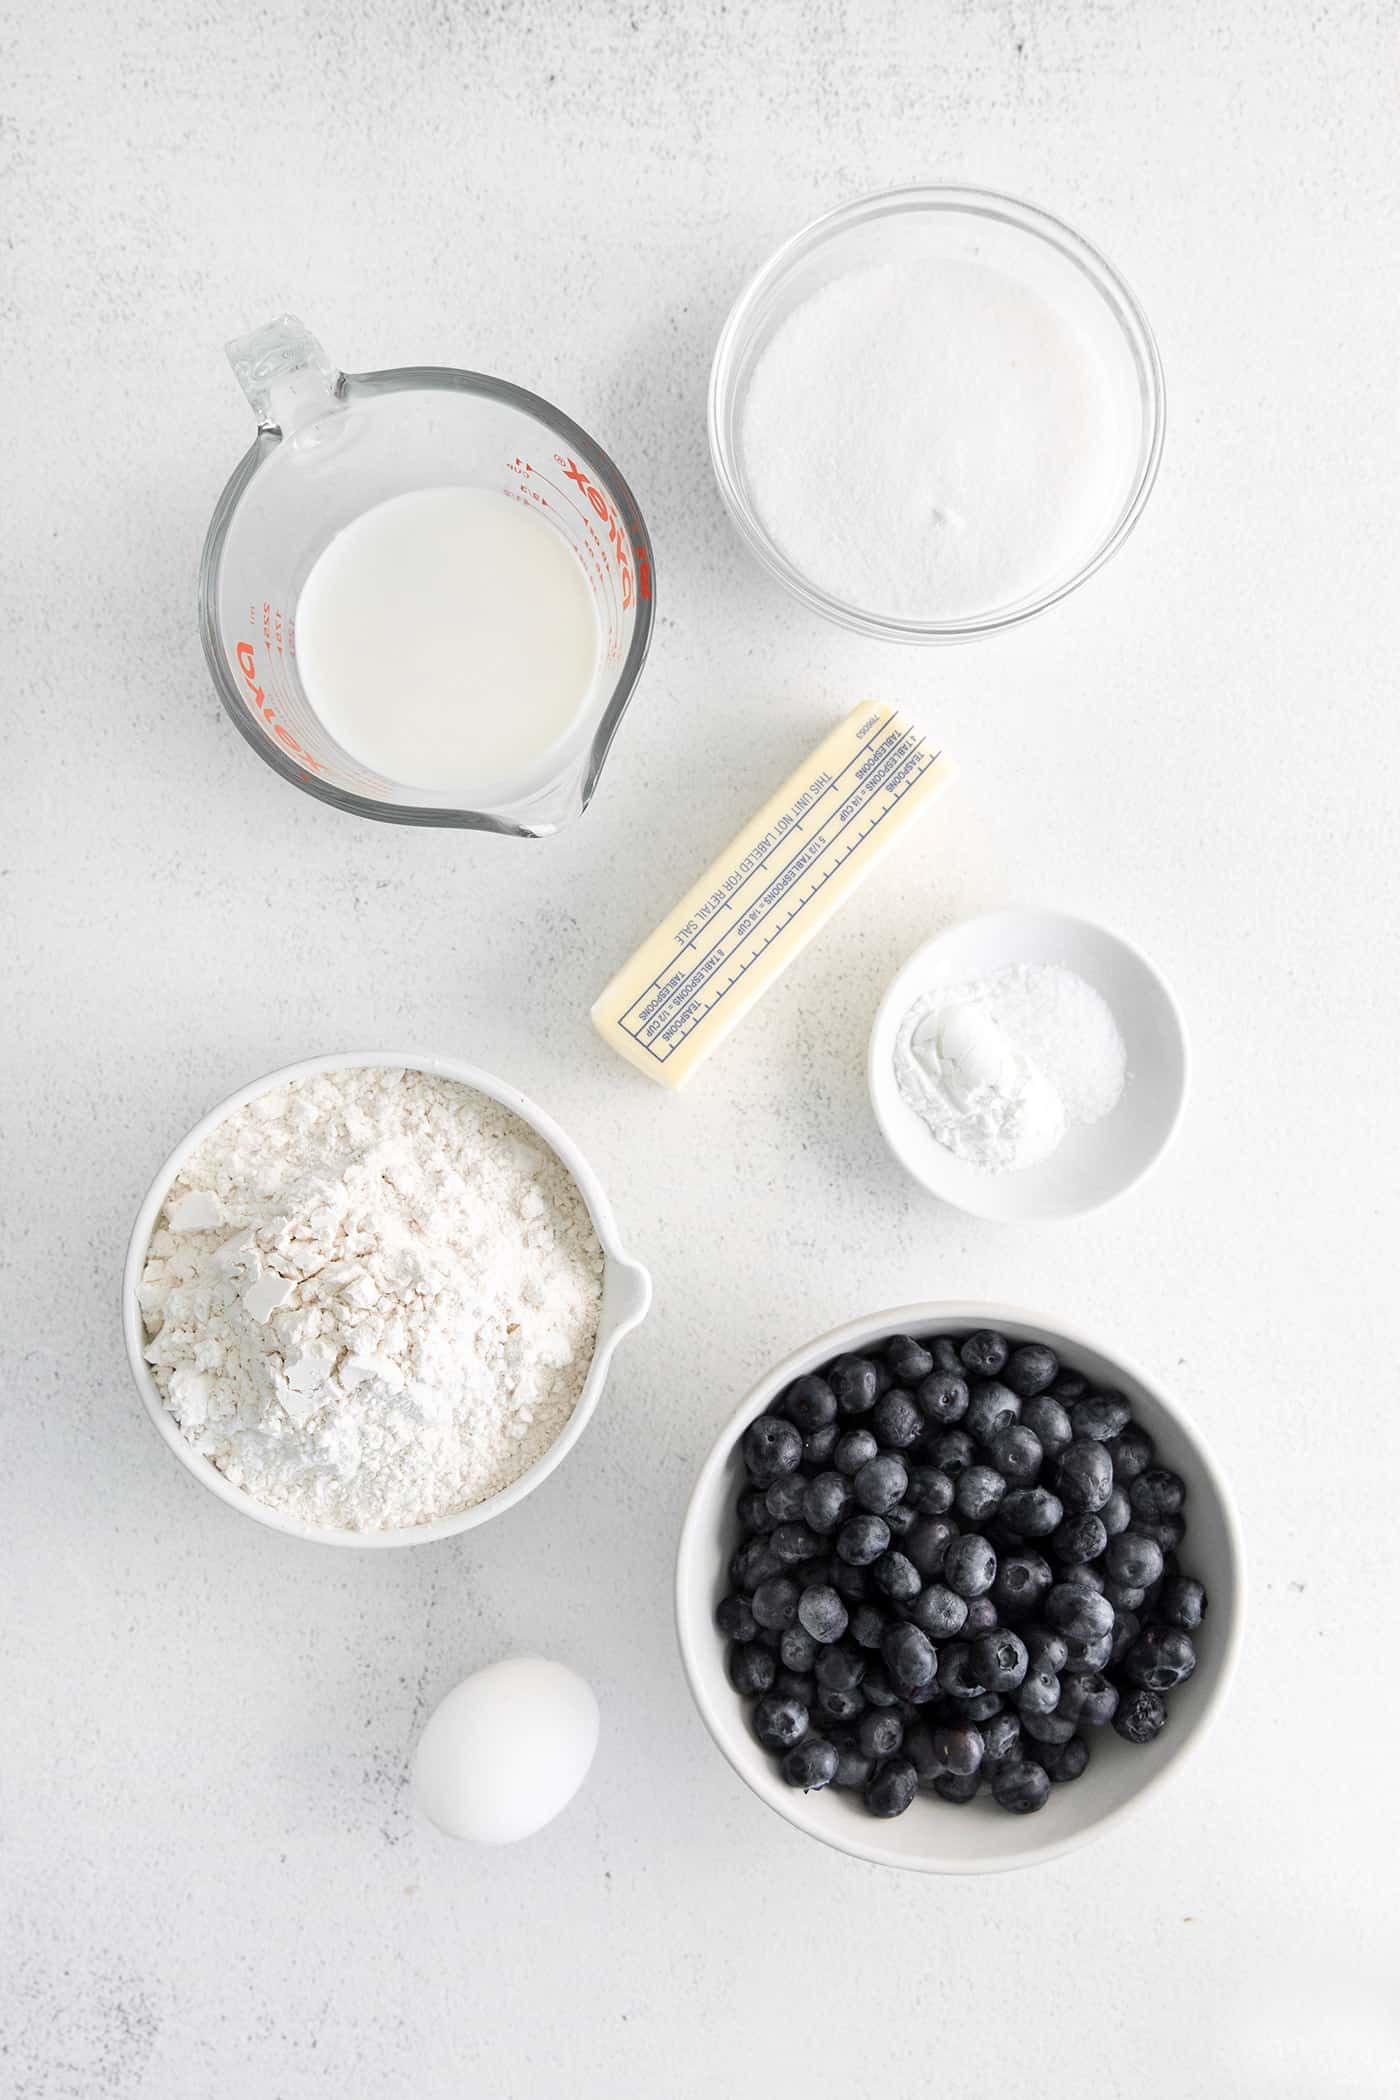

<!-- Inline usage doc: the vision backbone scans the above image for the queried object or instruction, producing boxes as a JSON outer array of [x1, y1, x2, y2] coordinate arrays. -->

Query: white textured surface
[[3, 3, 1398, 2094]]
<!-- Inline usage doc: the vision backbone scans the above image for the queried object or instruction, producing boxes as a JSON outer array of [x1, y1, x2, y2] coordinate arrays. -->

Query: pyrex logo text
[[561, 458, 651, 610], [236, 637, 325, 773]]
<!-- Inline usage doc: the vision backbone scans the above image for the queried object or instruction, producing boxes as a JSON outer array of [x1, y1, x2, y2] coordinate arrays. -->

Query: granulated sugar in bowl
[[710, 185, 1164, 641]]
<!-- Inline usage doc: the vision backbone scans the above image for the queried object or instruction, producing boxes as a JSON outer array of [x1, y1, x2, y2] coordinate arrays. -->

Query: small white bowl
[[123, 1051, 651, 1548], [675, 1302, 1244, 1875], [868, 910, 1188, 1223]]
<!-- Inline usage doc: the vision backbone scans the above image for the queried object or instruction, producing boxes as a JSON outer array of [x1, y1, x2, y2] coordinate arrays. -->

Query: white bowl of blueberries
[[676, 1305, 1243, 1873]]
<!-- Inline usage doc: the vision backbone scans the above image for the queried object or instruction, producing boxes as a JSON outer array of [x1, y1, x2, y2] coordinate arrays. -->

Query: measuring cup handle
[[226, 315, 343, 437]]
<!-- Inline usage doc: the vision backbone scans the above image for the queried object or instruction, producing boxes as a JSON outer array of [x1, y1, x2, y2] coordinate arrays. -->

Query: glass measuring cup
[[199, 317, 655, 835]]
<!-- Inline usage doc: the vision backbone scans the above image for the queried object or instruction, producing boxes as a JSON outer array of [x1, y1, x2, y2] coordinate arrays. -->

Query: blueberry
[[831, 1557, 870, 1601], [1134, 1514, 1185, 1553], [982, 1710, 1024, 1767], [873, 1389, 925, 1450], [929, 1337, 966, 1375], [992, 1550, 1053, 1619], [1003, 1344, 1058, 1399], [1107, 1423, 1154, 1482], [992, 1759, 1051, 1813], [814, 1642, 867, 1693], [827, 1355, 880, 1415], [779, 1625, 819, 1671], [804, 1423, 840, 1466], [1050, 1371, 1089, 1401], [763, 1475, 807, 1526], [1124, 1627, 1197, 1691], [833, 1428, 879, 1477], [931, 1427, 973, 1478], [961, 1596, 999, 1638], [1099, 1486, 1132, 1537], [1016, 1665, 1061, 1717], [872, 1550, 922, 1605], [1023, 1625, 1070, 1673], [728, 1642, 776, 1695], [1157, 1575, 1207, 1632], [864, 1756, 919, 1817], [1037, 1734, 1090, 1782], [776, 1671, 822, 1705], [1018, 1706, 1076, 1747], [932, 1722, 984, 1776], [966, 1380, 1021, 1444], [903, 1583, 967, 1641], [1113, 1687, 1169, 1744], [959, 1329, 1010, 1378], [782, 1373, 838, 1433], [1109, 1609, 1141, 1666], [730, 1536, 782, 1590], [870, 1360, 893, 1397], [1046, 1582, 1114, 1643], [817, 1683, 866, 1722], [1070, 1391, 1132, 1443], [955, 1464, 1007, 1525], [1055, 1670, 1118, 1729], [830, 1735, 874, 1790], [987, 1423, 1043, 1487], [860, 1663, 900, 1708], [891, 1674, 940, 1709], [943, 1533, 998, 1599], [904, 1515, 958, 1579], [933, 1769, 982, 1804], [858, 1709, 904, 1760], [881, 1622, 938, 1690], [852, 1453, 908, 1515], [1129, 1468, 1186, 1521], [936, 1642, 986, 1701], [1000, 1488, 1064, 1539], [742, 1414, 803, 1485], [796, 1584, 848, 1644], [883, 1502, 917, 1539], [1060, 1630, 1113, 1675], [901, 1466, 953, 1519], [751, 1575, 801, 1631], [1021, 1394, 1073, 1457], [836, 1512, 891, 1566], [1050, 1513, 1108, 1566], [1104, 1531, 1164, 1589], [884, 1335, 934, 1386], [798, 1469, 847, 1534], [782, 1737, 839, 1791], [917, 1370, 970, 1426], [900, 1720, 940, 1783], [769, 1522, 821, 1567], [716, 1594, 758, 1643], [753, 1692, 810, 1750], [967, 1631, 1023, 1695], [1054, 1438, 1114, 1514], [848, 1602, 886, 1650], [738, 1486, 778, 1533]]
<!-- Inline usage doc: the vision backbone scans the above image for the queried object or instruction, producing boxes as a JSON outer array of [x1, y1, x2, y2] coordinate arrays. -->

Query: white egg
[[412, 1655, 599, 1844]]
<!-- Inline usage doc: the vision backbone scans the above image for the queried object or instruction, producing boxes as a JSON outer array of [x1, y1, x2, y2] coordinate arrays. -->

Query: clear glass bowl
[[708, 185, 1166, 643]]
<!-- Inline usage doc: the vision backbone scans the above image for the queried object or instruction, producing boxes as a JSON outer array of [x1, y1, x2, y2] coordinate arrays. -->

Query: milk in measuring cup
[[294, 486, 599, 800]]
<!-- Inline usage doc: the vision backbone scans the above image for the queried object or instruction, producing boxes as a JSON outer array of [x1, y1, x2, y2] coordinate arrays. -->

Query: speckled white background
[[4, 2, 1398, 2094]]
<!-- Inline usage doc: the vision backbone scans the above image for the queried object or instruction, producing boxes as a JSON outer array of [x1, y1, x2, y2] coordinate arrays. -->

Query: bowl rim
[[122, 1049, 651, 1548], [708, 182, 1167, 644], [866, 908, 1191, 1222], [675, 1299, 1245, 1874]]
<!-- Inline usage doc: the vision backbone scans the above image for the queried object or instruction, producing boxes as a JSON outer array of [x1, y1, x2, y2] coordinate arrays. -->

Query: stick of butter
[[591, 704, 956, 1088]]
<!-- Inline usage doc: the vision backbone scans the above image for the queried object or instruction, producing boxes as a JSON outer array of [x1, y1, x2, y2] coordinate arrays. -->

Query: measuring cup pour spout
[[226, 314, 343, 438]]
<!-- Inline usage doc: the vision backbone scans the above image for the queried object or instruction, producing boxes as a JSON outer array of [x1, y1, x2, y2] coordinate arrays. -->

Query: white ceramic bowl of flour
[[868, 912, 1188, 1221], [122, 1052, 651, 1548], [710, 186, 1164, 640]]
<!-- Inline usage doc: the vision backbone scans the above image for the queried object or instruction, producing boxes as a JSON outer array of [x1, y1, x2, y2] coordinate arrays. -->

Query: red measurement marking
[[558, 455, 647, 610], [235, 640, 325, 773]]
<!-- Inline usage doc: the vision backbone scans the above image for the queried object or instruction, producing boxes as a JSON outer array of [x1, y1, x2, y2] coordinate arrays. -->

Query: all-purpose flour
[[139, 1068, 604, 1530], [740, 256, 1121, 621]]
